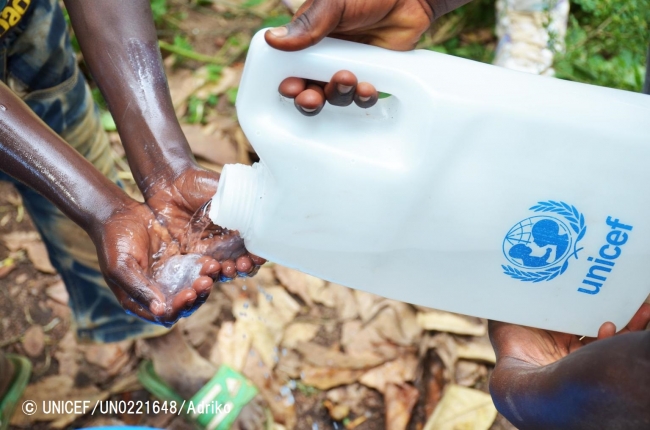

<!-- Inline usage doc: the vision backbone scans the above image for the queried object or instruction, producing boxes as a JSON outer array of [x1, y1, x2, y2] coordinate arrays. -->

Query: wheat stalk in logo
[[502, 201, 587, 283]]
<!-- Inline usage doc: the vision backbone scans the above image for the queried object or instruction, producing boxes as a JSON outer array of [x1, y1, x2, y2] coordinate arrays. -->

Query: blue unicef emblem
[[502, 201, 587, 282]]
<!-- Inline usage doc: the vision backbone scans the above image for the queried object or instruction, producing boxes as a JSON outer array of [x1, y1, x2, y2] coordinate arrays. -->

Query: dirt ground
[[1, 0, 520, 429]]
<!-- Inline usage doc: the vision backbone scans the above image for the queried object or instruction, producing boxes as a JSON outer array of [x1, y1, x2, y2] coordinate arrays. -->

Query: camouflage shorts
[[0, 0, 167, 343]]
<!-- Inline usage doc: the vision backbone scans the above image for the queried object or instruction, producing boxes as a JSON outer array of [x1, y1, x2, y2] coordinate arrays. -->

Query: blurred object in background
[[494, 0, 569, 75], [282, 0, 304, 14]]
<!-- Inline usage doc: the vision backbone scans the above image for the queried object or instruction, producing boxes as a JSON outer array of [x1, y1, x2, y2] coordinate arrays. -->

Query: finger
[[236, 255, 253, 274], [295, 85, 325, 116], [198, 256, 221, 278], [323, 70, 357, 106], [487, 320, 510, 357], [168, 288, 198, 320], [184, 285, 213, 317], [354, 82, 379, 108], [596, 321, 617, 340], [250, 254, 266, 266], [279, 77, 307, 98], [112, 256, 167, 317], [265, 0, 342, 52], [192, 275, 214, 298], [221, 259, 237, 278], [625, 303, 650, 331], [113, 289, 159, 323]]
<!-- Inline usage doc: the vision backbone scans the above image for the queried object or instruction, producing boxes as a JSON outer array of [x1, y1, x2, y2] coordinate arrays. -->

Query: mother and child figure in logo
[[0, 1, 649, 430], [509, 218, 570, 268]]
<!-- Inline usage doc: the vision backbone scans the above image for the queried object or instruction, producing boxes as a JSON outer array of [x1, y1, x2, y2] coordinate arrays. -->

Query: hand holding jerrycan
[[211, 29, 650, 336]]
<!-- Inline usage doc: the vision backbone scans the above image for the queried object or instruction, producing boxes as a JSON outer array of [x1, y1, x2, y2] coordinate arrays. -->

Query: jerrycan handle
[[236, 30, 431, 165]]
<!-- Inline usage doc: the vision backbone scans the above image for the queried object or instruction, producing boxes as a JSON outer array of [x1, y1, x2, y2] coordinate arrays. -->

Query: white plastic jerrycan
[[210, 29, 650, 336]]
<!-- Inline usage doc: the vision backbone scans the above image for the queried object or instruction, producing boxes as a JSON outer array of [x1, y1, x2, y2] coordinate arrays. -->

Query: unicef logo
[[502, 201, 587, 282]]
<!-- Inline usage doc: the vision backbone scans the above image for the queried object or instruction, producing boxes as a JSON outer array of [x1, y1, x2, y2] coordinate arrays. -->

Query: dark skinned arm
[[0, 81, 220, 324], [62, 0, 265, 276], [489, 304, 650, 430], [62, 0, 192, 199]]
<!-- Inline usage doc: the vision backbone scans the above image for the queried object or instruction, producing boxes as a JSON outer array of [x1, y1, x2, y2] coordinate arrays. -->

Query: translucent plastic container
[[210, 29, 650, 336]]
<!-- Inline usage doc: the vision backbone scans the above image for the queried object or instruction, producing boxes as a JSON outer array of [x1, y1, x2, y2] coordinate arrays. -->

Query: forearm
[[62, 0, 195, 198], [0, 82, 134, 232], [491, 331, 650, 430]]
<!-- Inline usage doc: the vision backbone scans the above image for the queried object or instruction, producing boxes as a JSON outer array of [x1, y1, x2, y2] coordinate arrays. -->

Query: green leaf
[[173, 35, 194, 52], [260, 14, 292, 29], [186, 96, 205, 124], [427, 46, 448, 54], [226, 87, 239, 105], [91, 88, 107, 110], [242, 0, 265, 7], [101, 111, 116, 132], [207, 94, 219, 107], [151, 0, 168, 23], [206, 64, 224, 82]]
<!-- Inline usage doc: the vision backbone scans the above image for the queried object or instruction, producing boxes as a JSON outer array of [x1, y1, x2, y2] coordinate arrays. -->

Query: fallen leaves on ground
[[0, 217, 506, 430], [423, 384, 498, 430], [1, 230, 56, 273]]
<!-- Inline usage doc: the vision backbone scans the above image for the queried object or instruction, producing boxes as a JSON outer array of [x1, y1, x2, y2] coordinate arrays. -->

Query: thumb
[[265, 0, 342, 51]]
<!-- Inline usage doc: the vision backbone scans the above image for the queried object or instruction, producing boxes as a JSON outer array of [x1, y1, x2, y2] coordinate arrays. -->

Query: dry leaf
[[25, 241, 56, 274], [385, 383, 419, 430], [259, 286, 301, 327], [423, 384, 497, 430], [324, 399, 350, 421], [423, 353, 446, 418], [0, 258, 16, 279], [194, 66, 242, 99], [45, 280, 69, 305], [455, 360, 488, 387], [282, 0, 307, 13], [456, 337, 496, 364], [282, 322, 319, 349], [341, 320, 362, 347], [359, 354, 418, 394], [328, 283, 358, 320], [274, 265, 325, 306], [214, 320, 251, 372], [82, 340, 132, 370], [354, 290, 385, 322], [181, 300, 222, 346], [326, 384, 374, 417], [417, 310, 486, 336], [0, 231, 40, 251], [275, 348, 303, 380], [22, 325, 45, 357], [301, 366, 364, 390], [296, 342, 391, 370], [182, 123, 238, 166], [243, 348, 296, 428], [373, 303, 422, 346], [252, 265, 277, 287], [167, 68, 206, 114], [341, 312, 401, 361], [232, 299, 278, 369], [54, 331, 80, 378]]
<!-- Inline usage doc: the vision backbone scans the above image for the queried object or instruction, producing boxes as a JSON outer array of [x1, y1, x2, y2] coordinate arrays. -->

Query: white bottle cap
[[209, 163, 264, 237]]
